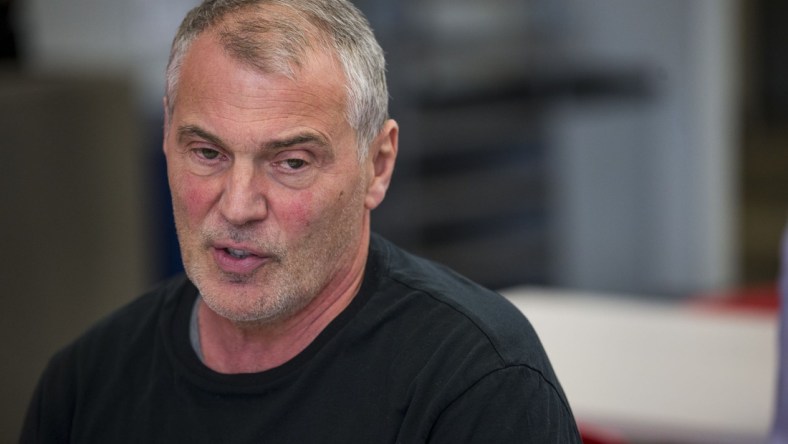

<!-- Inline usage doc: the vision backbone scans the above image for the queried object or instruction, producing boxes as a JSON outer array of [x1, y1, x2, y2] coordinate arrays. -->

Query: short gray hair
[[165, 0, 389, 159]]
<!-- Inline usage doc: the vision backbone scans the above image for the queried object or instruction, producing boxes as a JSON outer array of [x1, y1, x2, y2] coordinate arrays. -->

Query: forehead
[[173, 28, 348, 127]]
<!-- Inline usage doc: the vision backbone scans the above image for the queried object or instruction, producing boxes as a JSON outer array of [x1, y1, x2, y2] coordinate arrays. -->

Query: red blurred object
[[579, 423, 628, 444], [689, 283, 779, 314]]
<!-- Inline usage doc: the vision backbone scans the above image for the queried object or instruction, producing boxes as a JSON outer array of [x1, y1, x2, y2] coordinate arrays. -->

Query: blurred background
[[1, 0, 786, 442]]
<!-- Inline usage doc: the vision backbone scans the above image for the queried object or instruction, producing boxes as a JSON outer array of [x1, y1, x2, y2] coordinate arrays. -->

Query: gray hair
[[165, 0, 389, 159]]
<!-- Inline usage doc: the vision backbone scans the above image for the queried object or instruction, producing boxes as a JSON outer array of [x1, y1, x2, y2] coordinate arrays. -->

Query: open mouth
[[212, 246, 267, 275], [225, 248, 251, 259]]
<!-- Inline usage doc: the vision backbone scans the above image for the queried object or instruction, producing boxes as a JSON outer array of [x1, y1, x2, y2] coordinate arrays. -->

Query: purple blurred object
[[771, 225, 788, 444]]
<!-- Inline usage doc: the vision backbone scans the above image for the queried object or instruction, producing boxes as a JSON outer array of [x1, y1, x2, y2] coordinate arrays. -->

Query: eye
[[271, 153, 318, 188], [284, 158, 307, 170], [196, 148, 222, 161]]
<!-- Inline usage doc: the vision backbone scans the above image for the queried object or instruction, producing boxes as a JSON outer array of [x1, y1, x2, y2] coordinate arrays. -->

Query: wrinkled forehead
[[181, 28, 347, 108], [213, 5, 336, 79], [168, 4, 354, 140], [171, 24, 351, 141]]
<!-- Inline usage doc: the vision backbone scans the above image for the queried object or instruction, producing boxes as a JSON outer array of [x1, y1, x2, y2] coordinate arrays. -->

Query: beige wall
[[0, 73, 150, 441]]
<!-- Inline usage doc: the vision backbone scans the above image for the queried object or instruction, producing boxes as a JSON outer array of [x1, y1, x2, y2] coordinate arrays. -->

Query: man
[[22, 0, 580, 442]]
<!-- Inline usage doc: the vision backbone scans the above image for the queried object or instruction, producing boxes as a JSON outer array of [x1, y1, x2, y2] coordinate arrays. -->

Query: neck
[[197, 233, 370, 374]]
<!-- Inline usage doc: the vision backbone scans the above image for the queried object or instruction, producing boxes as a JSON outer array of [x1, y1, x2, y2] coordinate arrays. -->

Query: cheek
[[294, 187, 360, 235], [277, 189, 315, 229], [172, 174, 217, 225], [273, 187, 351, 236]]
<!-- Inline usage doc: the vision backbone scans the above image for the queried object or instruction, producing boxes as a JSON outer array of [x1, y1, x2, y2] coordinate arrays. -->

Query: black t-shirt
[[22, 234, 580, 443]]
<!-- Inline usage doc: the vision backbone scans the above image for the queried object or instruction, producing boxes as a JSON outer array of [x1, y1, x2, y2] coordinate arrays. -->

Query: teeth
[[226, 248, 250, 259]]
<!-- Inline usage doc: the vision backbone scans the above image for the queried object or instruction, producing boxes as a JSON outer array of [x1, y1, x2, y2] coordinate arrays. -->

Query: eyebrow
[[176, 124, 331, 153], [263, 133, 330, 151], [177, 125, 225, 147]]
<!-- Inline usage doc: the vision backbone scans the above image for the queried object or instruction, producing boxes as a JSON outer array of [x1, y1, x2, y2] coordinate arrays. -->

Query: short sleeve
[[427, 365, 581, 443], [20, 350, 76, 443]]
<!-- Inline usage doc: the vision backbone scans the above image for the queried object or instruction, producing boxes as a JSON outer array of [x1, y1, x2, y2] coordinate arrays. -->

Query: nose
[[219, 162, 267, 226]]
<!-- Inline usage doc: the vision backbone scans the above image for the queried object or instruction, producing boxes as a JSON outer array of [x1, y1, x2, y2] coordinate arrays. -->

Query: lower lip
[[211, 248, 269, 275]]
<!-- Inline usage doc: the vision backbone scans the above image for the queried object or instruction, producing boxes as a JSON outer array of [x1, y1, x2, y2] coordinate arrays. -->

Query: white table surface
[[502, 287, 779, 443]]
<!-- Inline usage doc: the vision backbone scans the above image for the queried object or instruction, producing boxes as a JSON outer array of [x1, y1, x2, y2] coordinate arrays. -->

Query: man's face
[[163, 30, 374, 325]]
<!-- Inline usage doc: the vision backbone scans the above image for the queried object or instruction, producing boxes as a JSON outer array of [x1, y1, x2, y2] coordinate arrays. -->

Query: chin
[[199, 277, 313, 326]]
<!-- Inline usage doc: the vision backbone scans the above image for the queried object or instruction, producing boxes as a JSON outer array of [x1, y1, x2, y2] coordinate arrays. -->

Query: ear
[[162, 96, 171, 153], [364, 119, 399, 210]]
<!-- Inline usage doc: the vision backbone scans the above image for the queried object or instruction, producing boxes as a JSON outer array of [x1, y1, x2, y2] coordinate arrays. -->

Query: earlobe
[[364, 119, 399, 210]]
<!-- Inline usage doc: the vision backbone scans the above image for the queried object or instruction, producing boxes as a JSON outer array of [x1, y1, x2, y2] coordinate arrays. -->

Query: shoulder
[[22, 274, 194, 439], [369, 234, 547, 367], [364, 235, 578, 438], [58, 274, 191, 365]]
